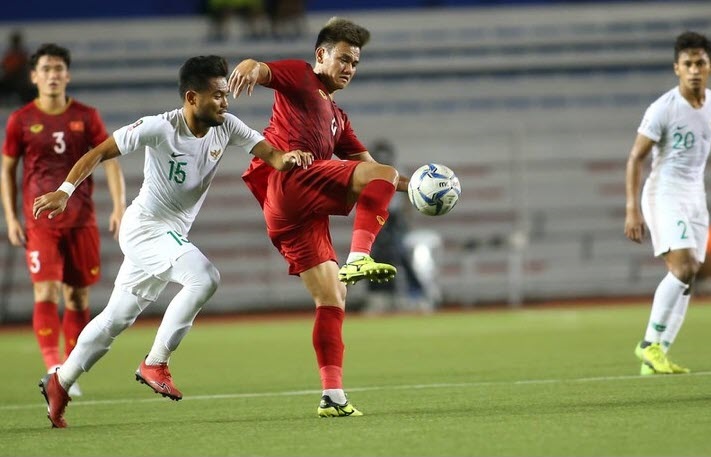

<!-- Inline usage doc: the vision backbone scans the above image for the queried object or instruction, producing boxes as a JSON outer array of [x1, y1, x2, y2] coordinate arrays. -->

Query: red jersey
[[241, 59, 367, 206], [2, 99, 108, 228]]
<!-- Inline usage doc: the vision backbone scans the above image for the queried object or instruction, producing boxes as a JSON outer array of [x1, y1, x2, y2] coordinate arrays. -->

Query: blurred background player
[[362, 139, 432, 314], [205, 0, 269, 42], [204, 0, 305, 42], [228, 17, 408, 417], [32, 55, 312, 428], [0, 43, 126, 396], [623, 31, 711, 376], [0, 30, 34, 106]]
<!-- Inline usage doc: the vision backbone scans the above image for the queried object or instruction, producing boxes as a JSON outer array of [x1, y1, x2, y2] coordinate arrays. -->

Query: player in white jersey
[[624, 31, 711, 376], [31, 55, 313, 428]]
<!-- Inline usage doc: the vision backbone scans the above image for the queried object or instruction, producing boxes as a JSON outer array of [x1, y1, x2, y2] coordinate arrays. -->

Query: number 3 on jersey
[[52, 132, 66, 154]]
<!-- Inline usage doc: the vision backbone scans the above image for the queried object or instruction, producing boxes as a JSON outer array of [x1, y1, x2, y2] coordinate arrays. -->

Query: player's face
[[316, 42, 360, 92], [674, 49, 710, 92], [31, 55, 70, 98], [193, 77, 229, 127]]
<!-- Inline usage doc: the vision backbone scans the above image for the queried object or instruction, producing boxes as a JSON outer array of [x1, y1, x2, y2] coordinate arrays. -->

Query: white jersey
[[113, 108, 264, 234], [638, 86, 711, 195]]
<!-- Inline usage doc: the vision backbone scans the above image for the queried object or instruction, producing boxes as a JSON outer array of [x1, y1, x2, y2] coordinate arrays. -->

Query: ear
[[673, 62, 680, 77], [315, 47, 325, 64], [185, 90, 197, 105]]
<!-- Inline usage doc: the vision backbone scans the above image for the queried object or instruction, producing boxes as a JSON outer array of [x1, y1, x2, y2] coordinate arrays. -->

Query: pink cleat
[[135, 359, 183, 401]]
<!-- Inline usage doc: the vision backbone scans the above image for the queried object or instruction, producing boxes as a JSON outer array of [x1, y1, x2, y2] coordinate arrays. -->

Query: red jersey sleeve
[[334, 108, 366, 160], [264, 59, 312, 96], [2, 111, 23, 158]]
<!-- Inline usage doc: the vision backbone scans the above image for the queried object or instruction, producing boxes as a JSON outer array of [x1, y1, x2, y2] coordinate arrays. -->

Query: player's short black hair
[[315, 17, 370, 51], [178, 55, 228, 100], [30, 43, 71, 69], [674, 31, 711, 62]]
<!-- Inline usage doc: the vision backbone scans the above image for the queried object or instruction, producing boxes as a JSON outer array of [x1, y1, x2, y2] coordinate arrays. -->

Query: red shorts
[[25, 225, 101, 287], [264, 160, 359, 275]]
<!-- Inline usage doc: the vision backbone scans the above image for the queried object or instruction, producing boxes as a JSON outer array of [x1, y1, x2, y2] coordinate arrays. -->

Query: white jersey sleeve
[[637, 98, 668, 143], [113, 115, 165, 155], [223, 113, 264, 153]]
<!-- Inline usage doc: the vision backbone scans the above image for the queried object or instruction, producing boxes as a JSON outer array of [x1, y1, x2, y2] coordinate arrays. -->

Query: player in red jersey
[[228, 17, 410, 417], [0, 43, 125, 396]]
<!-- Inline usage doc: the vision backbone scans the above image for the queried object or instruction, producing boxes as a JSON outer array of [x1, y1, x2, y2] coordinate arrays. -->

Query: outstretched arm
[[102, 157, 126, 240], [228, 59, 271, 98], [250, 140, 313, 172], [33, 136, 122, 220], [624, 133, 654, 243]]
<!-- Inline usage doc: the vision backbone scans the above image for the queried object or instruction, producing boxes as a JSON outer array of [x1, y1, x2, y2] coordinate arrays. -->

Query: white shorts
[[641, 190, 709, 262], [115, 204, 199, 301]]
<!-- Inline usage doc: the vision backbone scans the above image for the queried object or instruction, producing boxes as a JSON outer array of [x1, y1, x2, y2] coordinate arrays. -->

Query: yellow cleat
[[634, 342, 673, 374], [317, 395, 363, 418], [338, 255, 396, 285], [667, 358, 690, 374]]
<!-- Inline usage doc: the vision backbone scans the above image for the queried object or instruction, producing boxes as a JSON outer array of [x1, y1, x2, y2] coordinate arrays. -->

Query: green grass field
[[2, 301, 711, 456]]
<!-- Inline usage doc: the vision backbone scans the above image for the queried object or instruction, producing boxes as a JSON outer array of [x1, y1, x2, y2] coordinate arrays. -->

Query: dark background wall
[[0, 0, 666, 21]]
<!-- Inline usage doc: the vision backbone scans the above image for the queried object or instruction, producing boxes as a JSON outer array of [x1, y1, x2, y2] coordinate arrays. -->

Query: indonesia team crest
[[209, 148, 222, 161]]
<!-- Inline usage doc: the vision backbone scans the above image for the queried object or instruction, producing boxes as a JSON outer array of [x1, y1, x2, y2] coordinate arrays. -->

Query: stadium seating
[[1, 3, 710, 320]]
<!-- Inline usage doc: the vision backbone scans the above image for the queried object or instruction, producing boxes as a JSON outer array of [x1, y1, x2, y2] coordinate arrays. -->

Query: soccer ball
[[407, 163, 461, 216]]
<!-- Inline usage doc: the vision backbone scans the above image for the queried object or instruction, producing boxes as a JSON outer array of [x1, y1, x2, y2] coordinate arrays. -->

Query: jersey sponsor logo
[[30, 124, 44, 134], [128, 119, 143, 131], [170, 152, 186, 158], [676, 125, 686, 130], [209, 148, 222, 161], [90, 266, 100, 276], [318, 89, 328, 100], [69, 121, 84, 132]]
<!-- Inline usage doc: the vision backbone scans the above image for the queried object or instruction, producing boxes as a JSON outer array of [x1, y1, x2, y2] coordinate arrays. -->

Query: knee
[[205, 263, 221, 293], [377, 164, 399, 186], [312, 282, 347, 307], [673, 260, 700, 284], [193, 262, 221, 296], [99, 313, 135, 337]]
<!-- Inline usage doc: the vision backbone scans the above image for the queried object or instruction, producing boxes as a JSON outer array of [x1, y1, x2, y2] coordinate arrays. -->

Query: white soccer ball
[[407, 163, 461, 216]]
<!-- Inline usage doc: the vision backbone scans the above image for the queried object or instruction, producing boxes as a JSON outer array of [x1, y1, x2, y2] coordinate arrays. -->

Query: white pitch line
[[4, 371, 710, 411]]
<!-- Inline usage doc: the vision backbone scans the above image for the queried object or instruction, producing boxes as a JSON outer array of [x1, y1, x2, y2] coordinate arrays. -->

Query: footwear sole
[[339, 271, 396, 285], [135, 373, 182, 401], [317, 409, 363, 417]]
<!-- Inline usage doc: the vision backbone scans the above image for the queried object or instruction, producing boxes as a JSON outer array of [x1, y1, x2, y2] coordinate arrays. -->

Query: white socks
[[644, 272, 689, 343], [661, 292, 690, 351], [323, 388, 347, 405], [146, 250, 220, 365], [346, 252, 368, 264]]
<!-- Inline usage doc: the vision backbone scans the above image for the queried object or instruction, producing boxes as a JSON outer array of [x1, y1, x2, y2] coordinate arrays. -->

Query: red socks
[[313, 306, 345, 389], [350, 179, 396, 254], [33, 302, 90, 368], [33, 301, 62, 369], [62, 308, 90, 358]]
